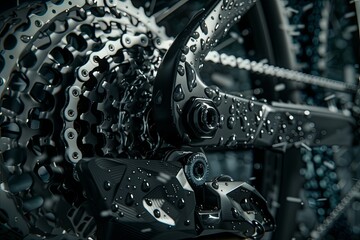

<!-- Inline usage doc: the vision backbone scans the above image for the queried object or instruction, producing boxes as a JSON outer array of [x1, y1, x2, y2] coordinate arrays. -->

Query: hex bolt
[[199, 104, 219, 133], [186, 98, 219, 138]]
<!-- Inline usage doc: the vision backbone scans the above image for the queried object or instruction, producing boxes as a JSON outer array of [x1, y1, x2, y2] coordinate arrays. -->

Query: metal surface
[[0, 0, 359, 239]]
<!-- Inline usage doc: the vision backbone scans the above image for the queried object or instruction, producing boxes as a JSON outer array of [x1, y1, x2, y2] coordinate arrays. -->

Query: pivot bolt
[[185, 98, 219, 138], [184, 152, 209, 187]]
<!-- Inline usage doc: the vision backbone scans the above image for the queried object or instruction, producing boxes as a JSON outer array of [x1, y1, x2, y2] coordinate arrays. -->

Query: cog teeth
[[80, 111, 97, 125], [1, 0, 171, 236], [111, 123, 119, 132]]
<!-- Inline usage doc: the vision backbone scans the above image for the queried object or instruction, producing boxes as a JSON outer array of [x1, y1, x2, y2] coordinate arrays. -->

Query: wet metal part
[[0, 0, 169, 238], [76, 155, 274, 239], [0, 0, 359, 239], [0, 0, 274, 238], [153, 0, 355, 150]]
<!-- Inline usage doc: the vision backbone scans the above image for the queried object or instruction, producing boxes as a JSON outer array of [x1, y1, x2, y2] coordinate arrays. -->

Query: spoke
[[310, 180, 360, 239], [212, 32, 242, 51], [155, 0, 190, 23], [354, 0, 360, 38], [148, 0, 157, 15]]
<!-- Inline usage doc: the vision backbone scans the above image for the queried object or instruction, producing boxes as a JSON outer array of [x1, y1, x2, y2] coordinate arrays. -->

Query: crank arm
[[76, 156, 275, 239], [153, 0, 355, 149]]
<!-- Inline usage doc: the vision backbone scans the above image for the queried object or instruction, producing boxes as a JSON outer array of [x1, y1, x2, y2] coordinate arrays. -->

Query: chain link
[[205, 51, 358, 93]]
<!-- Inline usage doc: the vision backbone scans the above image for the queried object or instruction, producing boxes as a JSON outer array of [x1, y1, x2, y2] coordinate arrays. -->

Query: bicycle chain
[[0, 0, 358, 238], [205, 51, 358, 93], [0, 0, 170, 237], [63, 18, 168, 162]]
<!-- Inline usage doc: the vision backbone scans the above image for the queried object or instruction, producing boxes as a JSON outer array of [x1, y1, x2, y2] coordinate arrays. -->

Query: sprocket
[[0, 0, 170, 238]]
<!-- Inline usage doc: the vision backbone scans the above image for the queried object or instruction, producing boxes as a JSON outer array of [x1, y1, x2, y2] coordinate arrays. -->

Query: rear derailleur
[[76, 150, 275, 239]]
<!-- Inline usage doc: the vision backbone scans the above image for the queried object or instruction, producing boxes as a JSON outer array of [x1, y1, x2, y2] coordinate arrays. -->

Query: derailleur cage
[[76, 151, 275, 239]]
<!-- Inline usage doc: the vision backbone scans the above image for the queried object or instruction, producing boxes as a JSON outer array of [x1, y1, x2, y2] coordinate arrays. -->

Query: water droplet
[[248, 101, 254, 111], [229, 104, 235, 114], [182, 46, 189, 54], [177, 65, 185, 76], [190, 44, 197, 52], [287, 113, 295, 124], [192, 31, 200, 39], [125, 193, 134, 206], [200, 21, 208, 34], [104, 181, 111, 191], [180, 54, 186, 62], [212, 181, 219, 189], [178, 198, 185, 209], [200, 38, 206, 50], [145, 198, 152, 206], [173, 84, 185, 102], [184, 219, 191, 226], [205, 87, 216, 98], [226, 134, 237, 147], [215, 23, 219, 30], [255, 114, 261, 125], [219, 115, 225, 128], [259, 129, 264, 138], [218, 137, 224, 146], [231, 207, 239, 219], [111, 203, 119, 212], [265, 119, 272, 132], [141, 180, 150, 192], [20, 35, 31, 43], [227, 116, 235, 129], [213, 95, 222, 106], [176, 104, 183, 114], [240, 115, 247, 131], [185, 62, 197, 92], [286, 196, 303, 204], [153, 209, 161, 218], [297, 126, 302, 132]]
